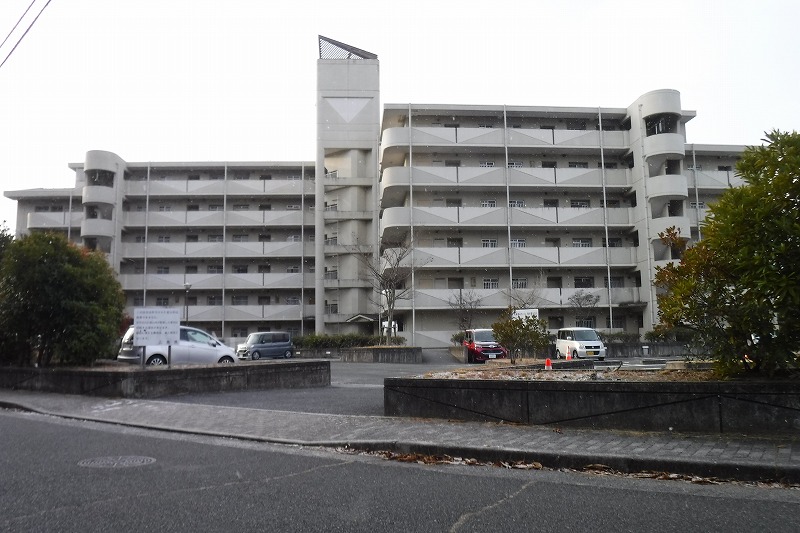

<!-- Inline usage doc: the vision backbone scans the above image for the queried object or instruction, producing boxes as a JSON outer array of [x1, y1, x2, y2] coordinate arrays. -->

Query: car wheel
[[251, 351, 261, 360], [284, 350, 293, 359], [555, 350, 562, 359], [146, 355, 167, 366], [218, 356, 234, 364]]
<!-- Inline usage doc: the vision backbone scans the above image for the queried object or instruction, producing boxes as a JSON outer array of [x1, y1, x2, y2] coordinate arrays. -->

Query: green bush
[[599, 332, 641, 344], [450, 331, 465, 346], [293, 333, 405, 349]]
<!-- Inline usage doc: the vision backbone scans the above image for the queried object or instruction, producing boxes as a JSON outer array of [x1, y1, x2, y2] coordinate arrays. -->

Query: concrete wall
[[340, 347, 423, 363], [384, 376, 800, 435], [0, 360, 330, 399]]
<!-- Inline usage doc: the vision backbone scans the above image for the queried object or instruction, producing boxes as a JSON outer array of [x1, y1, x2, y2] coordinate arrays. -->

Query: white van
[[555, 327, 606, 360]]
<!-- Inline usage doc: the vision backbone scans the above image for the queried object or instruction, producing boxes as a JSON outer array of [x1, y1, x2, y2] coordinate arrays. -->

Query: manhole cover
[[78, 456, 156, 468]]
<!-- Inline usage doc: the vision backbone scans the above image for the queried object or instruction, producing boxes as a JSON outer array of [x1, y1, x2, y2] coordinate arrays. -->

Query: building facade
[[5, 38, 745, 347]]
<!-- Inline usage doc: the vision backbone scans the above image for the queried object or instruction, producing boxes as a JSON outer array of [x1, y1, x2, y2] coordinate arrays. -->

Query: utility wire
[[0, 0, 37, 51], [0, 0, 54, 71]]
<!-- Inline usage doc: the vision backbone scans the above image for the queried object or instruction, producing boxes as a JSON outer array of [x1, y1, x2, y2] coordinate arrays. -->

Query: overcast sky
[[1, 0, 798, 233]]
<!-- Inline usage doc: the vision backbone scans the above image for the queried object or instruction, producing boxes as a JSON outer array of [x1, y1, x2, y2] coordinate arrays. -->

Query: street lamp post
[[183, 283, 192, 326]]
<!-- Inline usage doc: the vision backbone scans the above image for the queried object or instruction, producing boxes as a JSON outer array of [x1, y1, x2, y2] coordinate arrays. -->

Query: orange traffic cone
[[566, 352, 572, 361], [545, 358, 552, 370]]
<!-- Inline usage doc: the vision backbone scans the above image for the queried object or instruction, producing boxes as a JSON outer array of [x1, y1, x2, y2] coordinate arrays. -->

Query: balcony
[[647, 174, 688, 200], [82, 185, 116, 205], [649, 216, 691, 241], [26, 211, 81, 230], [80, 217, 115, 238]]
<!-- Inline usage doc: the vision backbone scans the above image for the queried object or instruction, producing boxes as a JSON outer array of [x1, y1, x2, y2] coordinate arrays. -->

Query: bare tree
[[503, 270, 545, 310], [568, 289, 600, 311], [447, 288, 483, 332], [349, 240, 416, 345]]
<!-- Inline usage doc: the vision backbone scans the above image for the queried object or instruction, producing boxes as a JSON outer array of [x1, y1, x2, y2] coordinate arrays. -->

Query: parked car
[[118, 325, 237, 366], [237, 331, 294, 360], [463, 328, 508, 364], [555, 327, 606, 360]]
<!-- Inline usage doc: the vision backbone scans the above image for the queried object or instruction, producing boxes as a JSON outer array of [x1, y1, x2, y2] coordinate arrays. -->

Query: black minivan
[[237, 331, 294, 360]]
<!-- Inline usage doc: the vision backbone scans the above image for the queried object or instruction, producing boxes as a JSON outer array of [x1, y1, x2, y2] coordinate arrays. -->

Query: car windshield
[[474, 330, 497, 342], [573, 330, 599, 341]]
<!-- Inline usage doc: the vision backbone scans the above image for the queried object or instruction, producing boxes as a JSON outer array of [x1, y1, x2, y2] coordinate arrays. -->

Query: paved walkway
[[1, 389, 798, 484]]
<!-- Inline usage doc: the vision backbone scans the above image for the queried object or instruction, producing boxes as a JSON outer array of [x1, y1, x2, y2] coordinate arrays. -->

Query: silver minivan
[[118, 325, 237, 366], [237, 331, 294, 360]]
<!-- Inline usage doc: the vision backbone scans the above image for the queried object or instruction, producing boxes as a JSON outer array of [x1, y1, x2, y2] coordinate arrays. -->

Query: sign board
[[133, 307, 181, 346], [512, 308, 539, 320]]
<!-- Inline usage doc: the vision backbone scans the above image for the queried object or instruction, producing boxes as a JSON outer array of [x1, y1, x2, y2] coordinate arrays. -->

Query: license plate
[[489, 354, 496, 359], [587, 351, 597, 355]]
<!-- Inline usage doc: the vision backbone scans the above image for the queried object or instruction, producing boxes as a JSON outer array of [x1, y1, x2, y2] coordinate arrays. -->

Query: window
[[480, 199, 497, 208], [208, 234, 224, 242], [232, 204, 249, 211], [186, 235, 199, 243], [572, 238, 592, 248], [135, 235, 146, 243], [548, 316, 564, 329], [446, 237, 463, 248], [547, 277, 562, 289], [718, 165, 733, 171], [568, 162, 589, 169], [258, 296, 271, 305], [232, 327, 248, 338], [287, 235, 301, 242], [604, 276, 624, 288], [603, 199, 621, 207], [258, 264, 271, 273], [258, 234, 271, 242], [156, 266, 170, 274], [508, 199, 525, 208], [157, 235, 170, 243], [541, 161, 557, 168], [445, 198, 462, 207], [512, 278, 528, 289], [601, 162, 618, 169], [133, 296, 144, 306], [209, 204, 223, 211], [575, 316, 596, 328], [286, 205, 301, 210], [544, 198, 559, 208], [690, 201, 706, 209], [287, 266, 300, 273], [158, 205, 172, 212], [259, 174, 272, 180], [208, 265, 223, 274], [232, 234, 248, 242], [186, 265, 198, 274], [507, 161, 523, 168], [286, 296, 301, 305], [35, 205, 49, 212], [187, 204, 199, 211], [574, 277, 594, 288], [483, 278, 499, 289], [479, 161, 495, 167], [155, 297, 170, 307], [188, 174, 200, 181], [606, 315, 625, 329], [259, 204, 272, 211], [444, 160, 461, 167], [231, 295, 248, 305], [570, 199, 590, 208], [602, 237, 622, 247], [207, 295, 222, 306], [481, 239, 498, 248], [233, 265, 248, 274], [510, 239, 526, 248]]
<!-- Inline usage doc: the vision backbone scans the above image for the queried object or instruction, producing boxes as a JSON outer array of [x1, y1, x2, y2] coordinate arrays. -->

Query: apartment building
[[5, 37, 745, 347]]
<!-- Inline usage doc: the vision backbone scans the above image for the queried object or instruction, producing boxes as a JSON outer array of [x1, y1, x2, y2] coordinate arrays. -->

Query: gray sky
[[1, 0, 798, 233]]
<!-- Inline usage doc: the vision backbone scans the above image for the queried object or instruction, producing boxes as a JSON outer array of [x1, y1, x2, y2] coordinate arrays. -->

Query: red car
[[463, 329, 508, 364]]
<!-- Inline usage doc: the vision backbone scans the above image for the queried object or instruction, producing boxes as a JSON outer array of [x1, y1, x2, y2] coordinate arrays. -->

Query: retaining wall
[[384, 375, 800, 435], [340, 347, 423, 363], [0, 360, 331, 399]]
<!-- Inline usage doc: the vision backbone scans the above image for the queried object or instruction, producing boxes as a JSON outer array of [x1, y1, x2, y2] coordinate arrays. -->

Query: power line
[[0, 0, 37, 51], [0, 0, 54, 71]]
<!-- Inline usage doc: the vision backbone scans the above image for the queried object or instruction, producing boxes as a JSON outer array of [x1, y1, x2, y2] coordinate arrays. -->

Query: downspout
[[599, 108, 614, 329], [503, 105, 513, 306], [408, 104, 416, 345]]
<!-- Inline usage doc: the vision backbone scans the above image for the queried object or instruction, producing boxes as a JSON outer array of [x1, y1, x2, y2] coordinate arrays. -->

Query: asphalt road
[[3, 410, 799, 533]]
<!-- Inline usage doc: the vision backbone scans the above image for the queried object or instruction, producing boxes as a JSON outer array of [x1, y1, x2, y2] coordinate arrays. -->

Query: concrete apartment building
[[5, 37, 745, 347]]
